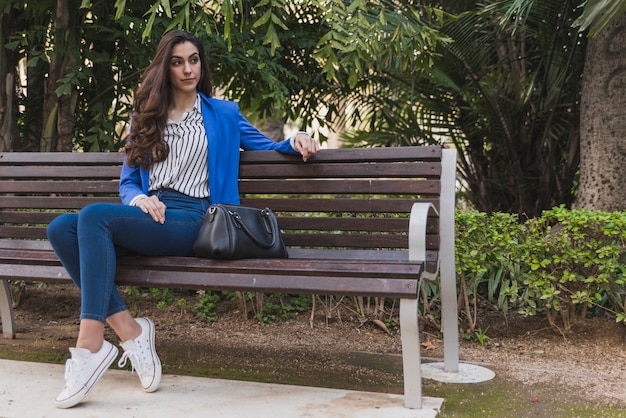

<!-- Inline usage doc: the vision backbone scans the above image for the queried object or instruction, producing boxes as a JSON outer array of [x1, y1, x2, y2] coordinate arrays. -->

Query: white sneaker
[[55, 340, 118, 409], [118, 317, 162, 392]]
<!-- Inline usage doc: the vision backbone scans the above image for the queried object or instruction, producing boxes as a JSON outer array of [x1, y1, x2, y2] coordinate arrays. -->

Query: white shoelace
[[118, 347, 152, 375], [63, 359, 78, 382]]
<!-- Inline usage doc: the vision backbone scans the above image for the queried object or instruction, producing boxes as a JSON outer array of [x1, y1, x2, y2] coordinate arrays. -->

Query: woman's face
[[168, 41, 201, 95]]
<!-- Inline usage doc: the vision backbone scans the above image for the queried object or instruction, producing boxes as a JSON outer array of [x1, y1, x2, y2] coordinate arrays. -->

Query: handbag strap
[[228, 208, 277, 248]]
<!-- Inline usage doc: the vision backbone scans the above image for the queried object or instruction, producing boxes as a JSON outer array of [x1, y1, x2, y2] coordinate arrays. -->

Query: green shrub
[[455, 207, 626, 332], [194, 290, 221, 323]]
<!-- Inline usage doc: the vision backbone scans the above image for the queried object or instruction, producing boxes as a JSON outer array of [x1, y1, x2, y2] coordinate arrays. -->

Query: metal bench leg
[[440, 148, 460, 373], [0, 280, 16, 339], [400, 297, 422, 409]]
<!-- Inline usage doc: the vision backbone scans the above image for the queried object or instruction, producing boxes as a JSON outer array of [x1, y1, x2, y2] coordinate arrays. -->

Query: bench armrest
[[408, 202, 439, 280]]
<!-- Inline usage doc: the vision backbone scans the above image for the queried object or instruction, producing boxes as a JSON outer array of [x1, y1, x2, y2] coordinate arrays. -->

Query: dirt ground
[[1, 283, 626, 416]]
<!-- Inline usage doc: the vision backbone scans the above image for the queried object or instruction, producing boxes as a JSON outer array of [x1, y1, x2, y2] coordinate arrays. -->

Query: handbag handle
[[228, 208, 277, 248]]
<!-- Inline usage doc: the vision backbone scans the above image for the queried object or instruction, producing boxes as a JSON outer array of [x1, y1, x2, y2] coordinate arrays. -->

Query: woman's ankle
[[76, 318, 106, 352]]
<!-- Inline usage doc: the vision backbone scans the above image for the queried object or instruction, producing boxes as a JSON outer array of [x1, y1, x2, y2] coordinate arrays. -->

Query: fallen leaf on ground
[[421, 341, 437, 350], [372, 319, 391, 334]]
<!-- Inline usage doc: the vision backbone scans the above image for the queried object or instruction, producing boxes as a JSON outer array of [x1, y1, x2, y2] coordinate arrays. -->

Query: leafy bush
[[455, 207, 626, 332], [193, 290, 221, 323]]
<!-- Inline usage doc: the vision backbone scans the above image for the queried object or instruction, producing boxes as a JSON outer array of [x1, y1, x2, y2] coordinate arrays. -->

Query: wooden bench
[[0, 146, 459, 410]]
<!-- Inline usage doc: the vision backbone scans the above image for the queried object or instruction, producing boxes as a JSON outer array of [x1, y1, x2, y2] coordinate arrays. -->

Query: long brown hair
[[125, 30, 213, 168]]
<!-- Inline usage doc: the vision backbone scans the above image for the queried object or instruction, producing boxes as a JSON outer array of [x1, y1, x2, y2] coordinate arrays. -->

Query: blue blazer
[[119, 93, 298, 205]]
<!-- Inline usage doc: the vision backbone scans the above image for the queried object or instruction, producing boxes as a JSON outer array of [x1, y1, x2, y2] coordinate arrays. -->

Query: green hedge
[[455, 206, 626, 332]]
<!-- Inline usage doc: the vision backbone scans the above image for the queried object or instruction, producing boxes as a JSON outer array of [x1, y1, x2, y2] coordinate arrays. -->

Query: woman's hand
[[293, 132, 320, 162], [136, 195, 167, 224]]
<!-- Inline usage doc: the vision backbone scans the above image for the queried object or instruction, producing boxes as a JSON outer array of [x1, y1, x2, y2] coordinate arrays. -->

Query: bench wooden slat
[[238, 146, 442, 163], [0, 152, 123, 164], [116, 255, 422, 277], [283, 233, 439, 249], [0, 229, 440, 249], [0, 263, 70, 281], [0, 212, 61, 224], [0, 166, 121, 179], [117, 270, 420, 297], [238, 179, 440, 195], [0, 181, 119, 194], [0, 239, 52, 251], [0, 228, 49, 240], [239, 161, 442, 179], [0, 196, 121, 209], [242, 197, 440, 212], [0, 262, 420, 298], [277, 217, 438, 233], [0, 249, 60, 264], [1, 250, 425, 277], [0, 214, 438, 233], [0, 240, 438, 264], [0, 247, 437, 270]]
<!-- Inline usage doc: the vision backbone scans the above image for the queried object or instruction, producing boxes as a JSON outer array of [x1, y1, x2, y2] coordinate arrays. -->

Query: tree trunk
[[55, 52, 78, 152], [41, 0, 71, 152], [0, 8, 20, 152], [575, 14, 626, 211], [23, 49, 46, 152]]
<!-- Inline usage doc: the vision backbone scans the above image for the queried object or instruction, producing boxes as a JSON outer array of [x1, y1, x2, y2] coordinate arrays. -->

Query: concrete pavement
[[0, 359, 444, 417]]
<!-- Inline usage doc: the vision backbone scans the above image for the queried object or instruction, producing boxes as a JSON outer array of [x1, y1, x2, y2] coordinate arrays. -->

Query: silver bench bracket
[[403, 201, 438, 409]]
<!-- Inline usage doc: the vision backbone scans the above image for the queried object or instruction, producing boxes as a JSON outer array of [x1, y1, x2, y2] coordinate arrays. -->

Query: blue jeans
[[47, 189, 210, 323]]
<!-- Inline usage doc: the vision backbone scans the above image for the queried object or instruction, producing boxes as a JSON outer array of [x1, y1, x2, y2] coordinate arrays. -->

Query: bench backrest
[[0, 147, 445, 261]]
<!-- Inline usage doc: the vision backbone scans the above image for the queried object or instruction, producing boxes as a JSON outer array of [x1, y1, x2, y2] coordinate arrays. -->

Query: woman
[[47, 29, 319, 409]]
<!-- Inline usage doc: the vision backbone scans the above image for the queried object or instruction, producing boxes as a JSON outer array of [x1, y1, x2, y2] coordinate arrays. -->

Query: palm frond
[[575, 0, 626, 36]]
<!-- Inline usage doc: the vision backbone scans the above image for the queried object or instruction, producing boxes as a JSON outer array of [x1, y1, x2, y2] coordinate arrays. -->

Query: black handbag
[[192, 204, 288, 259]]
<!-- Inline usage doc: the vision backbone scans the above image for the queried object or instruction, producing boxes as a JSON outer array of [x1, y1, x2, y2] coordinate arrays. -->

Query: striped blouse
[[149, 95, 209, 199]]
